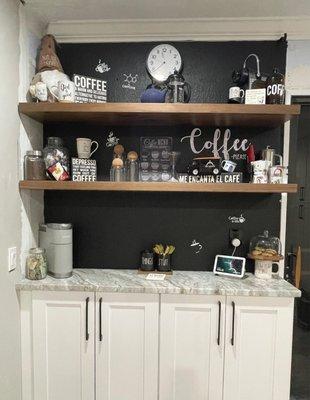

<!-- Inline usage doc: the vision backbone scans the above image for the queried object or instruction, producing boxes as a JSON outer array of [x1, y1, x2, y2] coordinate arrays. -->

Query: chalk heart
[[181, 128, 250, 159]]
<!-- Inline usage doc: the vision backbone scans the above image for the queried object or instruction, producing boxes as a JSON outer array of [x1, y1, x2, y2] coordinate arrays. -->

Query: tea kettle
[[165, 72, 191, 103]]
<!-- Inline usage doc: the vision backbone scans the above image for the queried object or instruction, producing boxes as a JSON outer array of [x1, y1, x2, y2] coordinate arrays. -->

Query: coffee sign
[[71, 158, 97, 182], [73, 74, 107, 103]]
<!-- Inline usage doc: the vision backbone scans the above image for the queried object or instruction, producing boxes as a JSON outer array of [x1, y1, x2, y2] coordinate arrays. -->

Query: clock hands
[[152, 61, 166, 72]]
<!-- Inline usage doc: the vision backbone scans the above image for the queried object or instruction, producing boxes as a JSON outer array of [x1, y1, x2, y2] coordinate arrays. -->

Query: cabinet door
[[32, 291, 95, 400], [224, 296, 294, 400], [159, 294, 225, 400], [96, 293, 159, 400]]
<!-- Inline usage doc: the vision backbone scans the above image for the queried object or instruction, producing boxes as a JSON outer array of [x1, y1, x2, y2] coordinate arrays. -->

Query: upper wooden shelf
[[18, 102, 300, 127], [19, 180, 298, 193]]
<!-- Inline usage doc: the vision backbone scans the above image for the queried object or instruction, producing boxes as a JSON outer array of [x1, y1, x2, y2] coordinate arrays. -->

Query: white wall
[[0, 1, 22, 399], [286, 40, 310, 90]]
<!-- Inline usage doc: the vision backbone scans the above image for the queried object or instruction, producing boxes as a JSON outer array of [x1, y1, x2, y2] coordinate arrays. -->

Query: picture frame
[[213, 255, 246, 278]]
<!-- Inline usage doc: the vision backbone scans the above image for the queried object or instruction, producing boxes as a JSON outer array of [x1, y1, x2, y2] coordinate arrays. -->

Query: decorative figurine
[[29, 34, 72, 102]]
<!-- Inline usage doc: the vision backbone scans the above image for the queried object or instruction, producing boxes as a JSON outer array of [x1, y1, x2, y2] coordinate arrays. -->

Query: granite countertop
[[16, 269, 301, 297]]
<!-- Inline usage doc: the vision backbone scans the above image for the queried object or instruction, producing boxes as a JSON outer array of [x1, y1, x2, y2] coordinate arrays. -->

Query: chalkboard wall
[[44, 40, 287, 271]]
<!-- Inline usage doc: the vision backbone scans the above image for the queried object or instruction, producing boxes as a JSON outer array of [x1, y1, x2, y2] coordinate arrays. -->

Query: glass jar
[[24, 150, 46, 180], [110, 158, 125, 182], [126, 151, 139, 182], [43, 137, 70, 177], [249, 230, 282, 259], [25, 248, 47, 280]]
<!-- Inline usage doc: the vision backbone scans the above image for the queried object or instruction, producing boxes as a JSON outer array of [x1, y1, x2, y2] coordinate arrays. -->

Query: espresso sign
[[71, 158, 97, 181], [73, 74, 107, 103]]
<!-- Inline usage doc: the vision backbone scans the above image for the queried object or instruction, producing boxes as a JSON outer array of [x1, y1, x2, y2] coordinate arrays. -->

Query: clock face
[[146, 44, 182, 83]]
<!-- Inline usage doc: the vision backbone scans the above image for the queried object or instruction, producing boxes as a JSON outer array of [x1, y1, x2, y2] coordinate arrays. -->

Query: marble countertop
[[16, 269, 301, 297]]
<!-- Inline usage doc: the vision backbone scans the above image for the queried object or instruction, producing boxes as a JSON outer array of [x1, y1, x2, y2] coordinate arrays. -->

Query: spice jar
[[25, 248, 47, 280], [43, 137, 70, 178], [24, 150, 46, 180]]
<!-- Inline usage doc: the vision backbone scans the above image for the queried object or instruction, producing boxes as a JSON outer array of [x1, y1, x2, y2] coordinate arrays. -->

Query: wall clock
[[146, 44, 182, 83]]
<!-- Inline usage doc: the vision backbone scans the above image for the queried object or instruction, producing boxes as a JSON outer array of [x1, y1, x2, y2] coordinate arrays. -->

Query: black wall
[[44, 40, 287, 271]]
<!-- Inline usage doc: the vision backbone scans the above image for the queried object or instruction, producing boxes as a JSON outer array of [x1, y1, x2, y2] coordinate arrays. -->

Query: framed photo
[[213, 255, 246, 278]]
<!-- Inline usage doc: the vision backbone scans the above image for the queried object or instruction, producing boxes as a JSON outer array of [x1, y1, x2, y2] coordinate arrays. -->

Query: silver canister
[[39, 223, 73, 278], [262, 146, 283, 166]]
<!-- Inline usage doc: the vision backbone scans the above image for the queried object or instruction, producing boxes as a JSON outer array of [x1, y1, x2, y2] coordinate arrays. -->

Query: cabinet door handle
[[99, 297, 103, 341], [231, 301, 235, 346], [217, 301, 221, 346], [85, 297, 90, 341], [299, 186, 305, 201], [299, 204, 304, 219]]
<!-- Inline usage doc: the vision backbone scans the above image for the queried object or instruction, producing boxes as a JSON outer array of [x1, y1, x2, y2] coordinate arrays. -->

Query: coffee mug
[[269, 165, 287, 184], [29, 82, 48, 102], [76, 138, 99, 159], [221, 160, 237, 173], [51, 80, 75, 102], [229, 86, 245, 103], [58, 81, 75, 102], [251, 160, 271, 174]]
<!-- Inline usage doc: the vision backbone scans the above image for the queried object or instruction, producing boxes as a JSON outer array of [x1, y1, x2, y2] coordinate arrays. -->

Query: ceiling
[[24, 0, 310, 22]]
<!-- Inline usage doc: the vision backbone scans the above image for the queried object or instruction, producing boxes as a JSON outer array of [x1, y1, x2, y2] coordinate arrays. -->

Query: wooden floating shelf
[[18, 102, 300, 127], [19, 181, 298, 193]]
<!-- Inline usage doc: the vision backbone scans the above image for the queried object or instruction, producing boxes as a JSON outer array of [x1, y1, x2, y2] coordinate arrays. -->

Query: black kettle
[[165, 72, 191, 103]]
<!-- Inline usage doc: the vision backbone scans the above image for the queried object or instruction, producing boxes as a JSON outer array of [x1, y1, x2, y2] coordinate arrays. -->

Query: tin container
[[141, 250, 154, 271]]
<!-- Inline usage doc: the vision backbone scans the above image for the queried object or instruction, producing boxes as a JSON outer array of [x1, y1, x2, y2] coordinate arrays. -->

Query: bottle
[[110, 158, 125, 182], [126, 151, 139, 181], [266, 68, 285, 104], [251, 76, 266, 89]]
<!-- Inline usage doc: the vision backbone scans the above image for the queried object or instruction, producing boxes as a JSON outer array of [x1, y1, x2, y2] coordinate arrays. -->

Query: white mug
[[269, 165, 288, 184], [29, 82, 48, 102], [229, 86, 245, 103], [58, 81, 75, 102], [221, 159, 237, 172], [251, 160, 271, 174], [77, 138, 99, 159], [51, 80, 75, 102]]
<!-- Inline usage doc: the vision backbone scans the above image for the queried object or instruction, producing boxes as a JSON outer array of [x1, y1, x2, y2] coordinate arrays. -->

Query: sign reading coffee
[[71, 158, 97, 182], [73, 74, 107, 103]]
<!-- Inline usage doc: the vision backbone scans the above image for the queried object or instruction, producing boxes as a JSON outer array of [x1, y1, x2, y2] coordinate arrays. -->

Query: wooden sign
[[71, 158, 97, 182], [73, 74, 107, 103]]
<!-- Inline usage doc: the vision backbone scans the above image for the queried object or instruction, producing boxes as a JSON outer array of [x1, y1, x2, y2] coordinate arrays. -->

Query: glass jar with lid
[[25, 248, 47, 280], [24, 150, 46, 180], [43, 137, 70, 177], [249, 230, 282, 260]]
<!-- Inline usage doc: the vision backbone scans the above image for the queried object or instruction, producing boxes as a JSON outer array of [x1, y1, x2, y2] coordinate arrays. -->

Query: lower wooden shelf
[[19, 180, 298, 193]]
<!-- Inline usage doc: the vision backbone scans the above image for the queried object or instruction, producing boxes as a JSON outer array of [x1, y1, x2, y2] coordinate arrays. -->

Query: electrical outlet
[[8, 247, 17, 272]]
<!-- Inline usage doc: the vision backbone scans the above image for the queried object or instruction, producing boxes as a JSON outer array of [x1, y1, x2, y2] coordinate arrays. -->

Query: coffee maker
[[232, 53, 268, 90], [39, 223, 73, 278]]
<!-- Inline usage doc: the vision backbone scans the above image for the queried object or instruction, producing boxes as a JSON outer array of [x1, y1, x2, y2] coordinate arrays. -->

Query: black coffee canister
[[157, 254, 171, 272], [141, 250, 154, 271]]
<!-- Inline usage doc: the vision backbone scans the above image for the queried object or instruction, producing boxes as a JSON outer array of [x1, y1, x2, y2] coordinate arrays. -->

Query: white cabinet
[[31, 291, 95, 400], [223, 296, 294, 400], [159, 294, 225, 400], [96, 293, 159, 400], [20, 291, 295, 400]]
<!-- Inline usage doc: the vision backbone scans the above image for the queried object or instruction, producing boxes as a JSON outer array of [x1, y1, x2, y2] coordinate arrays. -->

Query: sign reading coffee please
[[73, 74, 107, 103]]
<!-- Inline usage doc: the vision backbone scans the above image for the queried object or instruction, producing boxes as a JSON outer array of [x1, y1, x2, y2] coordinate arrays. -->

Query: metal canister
[[141, 250, 154, 271]]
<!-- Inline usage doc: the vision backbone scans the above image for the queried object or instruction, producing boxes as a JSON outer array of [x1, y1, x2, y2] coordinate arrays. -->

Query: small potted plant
[[153, 244, 175, 272]]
